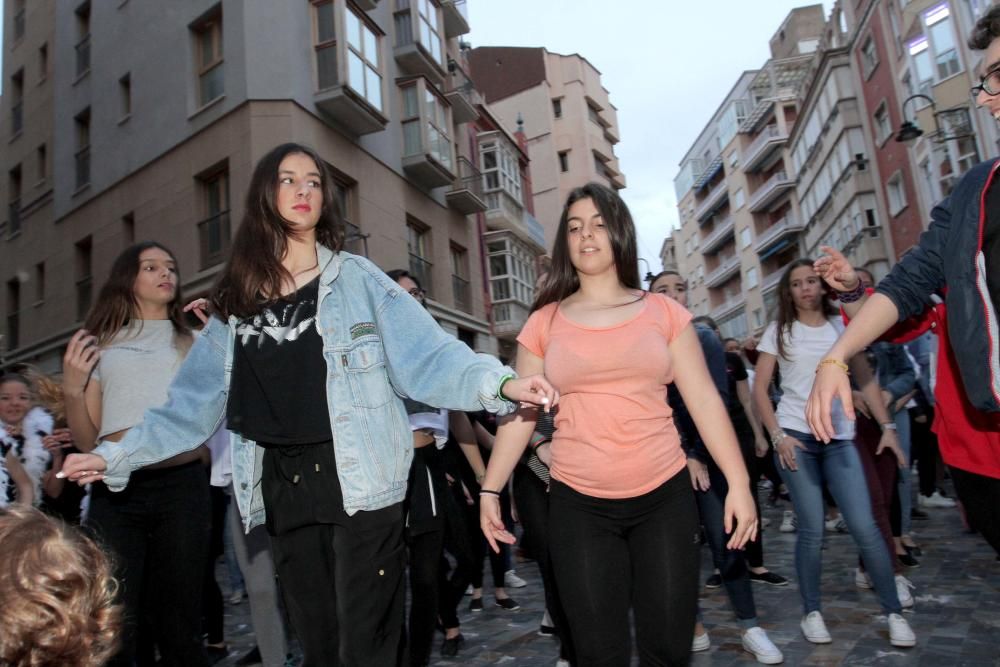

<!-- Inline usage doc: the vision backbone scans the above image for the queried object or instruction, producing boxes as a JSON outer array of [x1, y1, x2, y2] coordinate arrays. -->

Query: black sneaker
[[440, 634, 465, 658], [538, 623, 557, 637], [235, 646, 262, 666], [705, 573, 722, 589], [468, 597, 483, 613], [910, 508, 929, 520], [495, 597, 521, 610], [206, 646, 230, 665], [898, 552, 920, 568], [749, 570, 789, 586]]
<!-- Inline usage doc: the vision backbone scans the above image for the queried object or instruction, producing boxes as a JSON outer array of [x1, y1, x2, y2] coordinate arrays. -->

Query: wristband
[[880, 422, 898, 432], [497, 373, 516, 401], [770, 430, 788, 448], [817, 358, 850, 374], [528, 433, 551, 452], [479, 489, 501, 497], [836, 280, 866, 303]]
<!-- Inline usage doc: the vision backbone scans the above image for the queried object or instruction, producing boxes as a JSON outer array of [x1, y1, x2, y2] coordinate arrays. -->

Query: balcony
[[492, 300, 531, 337], [314, 46, 389, 136], [754, 213, 805, 257], [75, 34, 90, 78], [402, 82, 455, 188], [441, 0, 470, 37], [523, 210, 546, 250], [695, 179, 730, 223], [761, 261, 795, 294], [704, 254, 741, 288], [11, 102, 23, 136], [354, 0, 379, 9], [843, 227, 887, 269], [452, 274, 470, 313], [409, 253, 434, 297], [710, 294, 746, 322], [198, 211, 232, 270], [742, 125, 788, 173], [393, 2, 446, 85], [445, 157, 487, 214], [700, 216, 735, 254], [748, 170, 795, 213], [444, 62, 480, 124], [7, 200, 21, 237]]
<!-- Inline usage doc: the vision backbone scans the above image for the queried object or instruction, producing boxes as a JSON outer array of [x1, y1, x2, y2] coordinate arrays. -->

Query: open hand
[[813, 245, 859, 292]]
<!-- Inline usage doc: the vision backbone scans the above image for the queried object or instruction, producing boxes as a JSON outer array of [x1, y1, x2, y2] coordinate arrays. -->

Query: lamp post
[[895, 93, 973, 144], [637, 258, 657, 284]]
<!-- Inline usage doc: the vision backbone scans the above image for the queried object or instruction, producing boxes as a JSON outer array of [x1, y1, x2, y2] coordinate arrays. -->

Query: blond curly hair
[[0, 506, 120, 666]]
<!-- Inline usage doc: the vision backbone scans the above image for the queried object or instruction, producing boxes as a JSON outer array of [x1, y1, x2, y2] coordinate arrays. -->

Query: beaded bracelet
[[836, 280, 866, 303]]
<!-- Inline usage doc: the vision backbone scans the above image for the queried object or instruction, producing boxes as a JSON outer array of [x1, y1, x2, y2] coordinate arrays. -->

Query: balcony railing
[[441, 0, 470, 37], [523, 211, 546, 250], [11, 102, 23, 136], [6, 312, 18, 351], [710, 293, 746, 322], [761, 262, 795, 294], [754, 213, 805, 255], [409, 253, 433, 297], [695, 178, 729, 223], [8, 200, 21, 237], [700, 215, 735, 254], [492, 300, 531, 337], [742, 124, 788, 173], [446, 156, 487, 214], [197, 211, 232, 270], [75, 34, 91, 77], [76, 276, 92, 322], [452, 274, 470, 312], [748, 170, 794, 213], [704, 254, 741, 288], [75, 146, 90, 190], [445, 61, 480, 124]]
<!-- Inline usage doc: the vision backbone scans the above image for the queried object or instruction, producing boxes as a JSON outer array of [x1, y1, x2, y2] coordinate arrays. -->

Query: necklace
[[292, 261, 319, 277]]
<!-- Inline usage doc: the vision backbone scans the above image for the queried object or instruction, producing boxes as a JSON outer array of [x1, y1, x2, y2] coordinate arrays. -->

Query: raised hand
[[813, 245, 859, 292], [183, 298, 210, 325]]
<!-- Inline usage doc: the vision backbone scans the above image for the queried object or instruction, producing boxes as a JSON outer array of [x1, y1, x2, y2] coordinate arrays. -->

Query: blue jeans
[[777, 430, 901, 615], [893, 408, 913, 535]]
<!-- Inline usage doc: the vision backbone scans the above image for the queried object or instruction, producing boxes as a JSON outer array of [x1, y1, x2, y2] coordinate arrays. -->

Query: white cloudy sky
[[469, 0, 834, 273], [0, 2, 834, 273]]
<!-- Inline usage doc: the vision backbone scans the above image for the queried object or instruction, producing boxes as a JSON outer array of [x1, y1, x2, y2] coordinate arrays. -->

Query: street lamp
[[637, 258, 656, 284], [895, 93, 973, 144]]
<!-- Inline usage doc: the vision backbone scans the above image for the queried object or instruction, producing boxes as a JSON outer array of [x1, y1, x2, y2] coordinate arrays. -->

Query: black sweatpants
[[262, 443, 405, 667], [549, 471, 700, 667], [950, 465, 1000, 557]]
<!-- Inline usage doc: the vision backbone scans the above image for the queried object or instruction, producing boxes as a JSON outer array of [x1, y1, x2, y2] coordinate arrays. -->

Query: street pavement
[[216, 485, 1000, 666]]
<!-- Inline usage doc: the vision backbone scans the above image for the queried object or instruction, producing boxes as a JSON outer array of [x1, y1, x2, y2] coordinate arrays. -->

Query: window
[[874, 103, 891, 144], [6, 279, 20, 351], [733, 188, 745, 209], [558, 150, 569, 173], [740, 227, 752, 249], [746, 267, 759, 289], [954, 134, 980, 175], [345, 8, 383, 111], [552, 98, 563, 119], [925, 4, 959, 79], [753, 308, 764, 328], [314, 1, 337, 89], [8, 165, 22, 236], [861, 35, 878, 78], [486, 236, 535, 307], [330, 169, 365, 256], [909, 38, 933, 99], [587, 102, 603, 126], [122, 212, 135, 246], [10, 69, 24, 137], [193, 8, 224, 107], [75, 2, 91, 78], [393, 0, 443, 66], [450, 244, 470, 312], [75, 236, 93, 322], [74, 108, 90, 190], [407, 220, 433, 296], [479, 134, 523, 204], [36, 144, 46, 183], [34, 262, 45, 304], [38, 44, 48, 82], [887, 172, 907, 215], [400, 81, 452, 171], [119, 73, 132, 120], [198, 168, 231, 269], [13, 0, 25, 40]]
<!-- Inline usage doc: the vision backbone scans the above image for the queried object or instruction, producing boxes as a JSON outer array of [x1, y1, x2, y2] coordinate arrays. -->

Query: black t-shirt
[[984, 176, 1000, 317], [227, 277, 333, 446]]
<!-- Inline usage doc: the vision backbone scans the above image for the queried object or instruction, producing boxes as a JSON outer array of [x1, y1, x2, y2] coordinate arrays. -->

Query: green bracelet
[[497, 373, 516, 401]]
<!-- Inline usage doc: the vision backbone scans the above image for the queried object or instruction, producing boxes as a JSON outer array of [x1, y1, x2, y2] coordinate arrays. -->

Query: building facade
[[0, 0, 549, 370]]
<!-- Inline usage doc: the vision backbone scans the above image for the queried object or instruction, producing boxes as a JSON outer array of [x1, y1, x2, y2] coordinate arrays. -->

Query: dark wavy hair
[[968, 5, 1000, 50], [211, 143, 344, 318], [772, 258, 837, 360], [532, 182, 640, 311], [84, 242, 190, 346]]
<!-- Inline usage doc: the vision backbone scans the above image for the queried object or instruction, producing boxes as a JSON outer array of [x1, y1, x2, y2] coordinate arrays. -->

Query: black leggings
[[549, 471, 700, 667], [950, 465, 1000, 557]]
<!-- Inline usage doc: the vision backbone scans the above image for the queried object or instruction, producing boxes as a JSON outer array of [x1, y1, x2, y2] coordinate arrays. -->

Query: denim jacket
[[93, 246, 517, 531]]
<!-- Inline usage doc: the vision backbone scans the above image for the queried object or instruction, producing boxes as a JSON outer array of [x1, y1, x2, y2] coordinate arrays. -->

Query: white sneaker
[[556, 660, 571, 667], [855, 567, 873, 589], [504, 570, 527, 588], [779, 510, 797, 533], [895, 574, 915, 609], [824, 514, 847, 533], [919, 491, 957, 508], [762, 516, 772, 527], [742, 627, 783, 664], [464, 584, 474, 596], [888, 613, 916, 647], [691, 631, 711, 652], [800, 611, 832, 644]]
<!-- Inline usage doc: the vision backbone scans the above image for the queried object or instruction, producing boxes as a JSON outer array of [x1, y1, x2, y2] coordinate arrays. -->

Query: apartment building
[[469, 46, 626, 249], [0, 0, 549, 371], [672, 6, 823, 340]]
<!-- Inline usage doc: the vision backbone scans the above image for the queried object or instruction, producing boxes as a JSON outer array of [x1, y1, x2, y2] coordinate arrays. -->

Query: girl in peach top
[[479, 183, 757, 666]]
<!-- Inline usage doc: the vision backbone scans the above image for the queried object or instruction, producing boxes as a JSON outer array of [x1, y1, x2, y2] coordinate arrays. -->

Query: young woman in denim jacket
[[61, 143, 557, 667]]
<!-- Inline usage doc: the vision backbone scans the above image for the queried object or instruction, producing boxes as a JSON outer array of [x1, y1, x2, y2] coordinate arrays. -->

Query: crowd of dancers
[[4, 8, 1000, 666]]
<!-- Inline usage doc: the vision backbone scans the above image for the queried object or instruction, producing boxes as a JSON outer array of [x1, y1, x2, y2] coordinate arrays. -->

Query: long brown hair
[[84, 242, 191, 346], [532, 182, 640, 312], [773, 258, 837, 360], [210, 143, 344, 318]]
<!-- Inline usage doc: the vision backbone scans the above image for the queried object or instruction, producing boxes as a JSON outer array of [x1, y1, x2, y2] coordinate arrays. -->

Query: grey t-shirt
[[92, 320, 184, 439]]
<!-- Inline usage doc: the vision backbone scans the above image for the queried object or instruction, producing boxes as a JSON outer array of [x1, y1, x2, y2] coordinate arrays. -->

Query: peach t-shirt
[[517, 294, 692, 498]]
